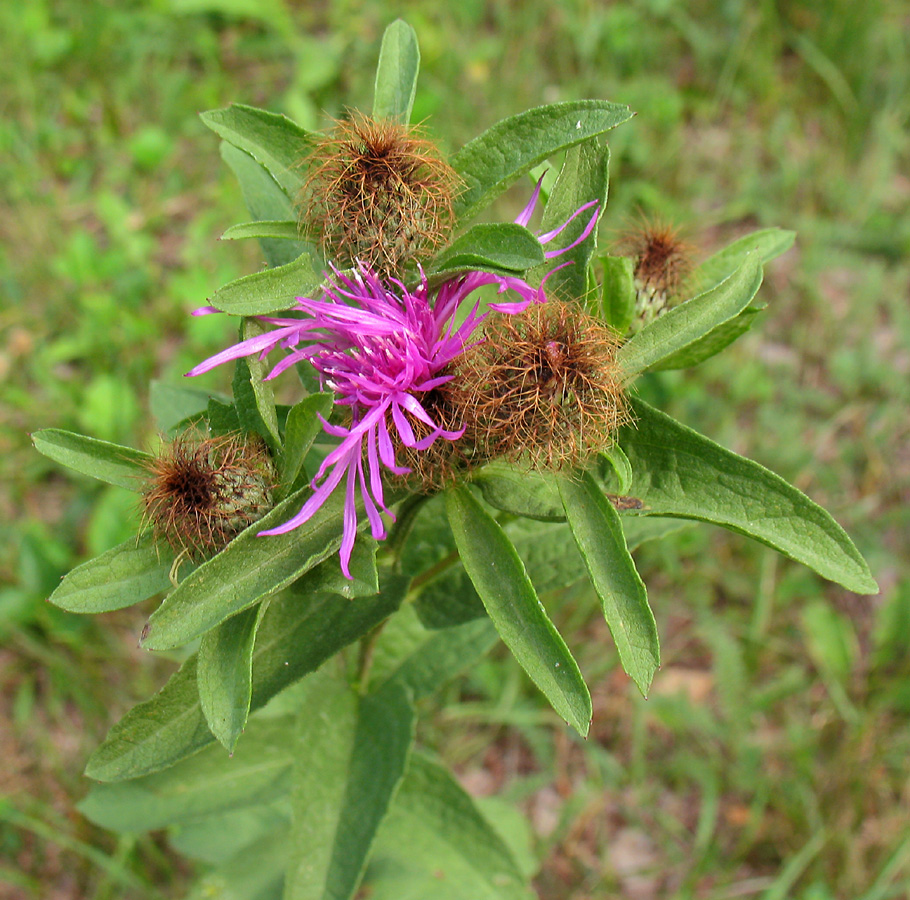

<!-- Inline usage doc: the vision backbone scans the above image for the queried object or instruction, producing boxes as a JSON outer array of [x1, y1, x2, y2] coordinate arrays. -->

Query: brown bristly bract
[[297, 112, 459, 276], [615, 217, 694, 297], [456, 302, 629, 471], [141, 433, 274, 561]]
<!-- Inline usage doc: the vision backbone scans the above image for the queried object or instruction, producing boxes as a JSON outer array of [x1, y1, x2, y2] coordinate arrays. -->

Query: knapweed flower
[[188, 186, 599, 577]]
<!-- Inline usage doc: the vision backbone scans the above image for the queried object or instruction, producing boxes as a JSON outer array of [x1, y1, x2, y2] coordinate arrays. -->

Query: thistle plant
[[32, 20, 877, 899]]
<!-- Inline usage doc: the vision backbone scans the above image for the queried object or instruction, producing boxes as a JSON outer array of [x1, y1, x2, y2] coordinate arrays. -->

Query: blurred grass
[[1, 0, 908, 897]]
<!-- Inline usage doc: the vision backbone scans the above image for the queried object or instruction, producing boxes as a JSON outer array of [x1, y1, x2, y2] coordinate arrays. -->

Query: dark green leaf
[[472, 462, 564, 521], [372, 19, 420, 124], [558, 472, 659, 695], [446, 486, 591, 735], [198, 603, 268, 752], [695, 227, 795, 292], [599, 254, 636, 332], [278, 393, 334, 499], [618, 254, 763, 376], [32, 429, 151, 491], [652, 305, 763, 370], [201, 104, 312, 198], [85, 574, 407, 782], [451, 101, 632, 222], [206, 397, 242, 435], [48, 533, 173, 614], [622, 516, 691, 551], [620, 399, 878, 594], [601, 445, 633, 494], [209, 253, 324, 316], [220, 143, 312, 268], [79, 716, 295, 832], [232, 341, 280, 451], [429, 223, 545, 277], [529, 138, 609, 302], [221, 220, 300, 241], [284, 674, 415, 900], [364, 752, 534, 900]]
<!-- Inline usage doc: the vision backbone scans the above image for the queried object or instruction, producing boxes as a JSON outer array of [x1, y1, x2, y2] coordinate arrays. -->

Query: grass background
[[1, 0, 908, 897]]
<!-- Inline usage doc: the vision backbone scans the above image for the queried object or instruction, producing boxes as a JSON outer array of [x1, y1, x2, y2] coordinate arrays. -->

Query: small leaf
[[140, 485, 346, 650], [232, 335, 280, 451], [619, 399, 878, 594], [471, 462, 564, 521], [48, 533, 175, 614], [364, 751, 534, 900], [451, 101, 633, 222], [558, 472, 659, 695], [198, 602, 269, 753], [372, 19, 420, 124], [208, 253, 324, 316], [529, 138, 609, 302], [446, 486, 591, 735], [429, 223, 545, 276], [618, 254, 763, 376], [79, 716, 296, 832], [32, 429, 151, 491], [85, 574, 407, 782], [284, 673, 415, 900], [221, 220, 300, 241], [599, 254, 636, 331], [601, 445, 633, 494], [278, 392, 334, 498], [201, 104, 312, 198], [695, 227, 795, 292]]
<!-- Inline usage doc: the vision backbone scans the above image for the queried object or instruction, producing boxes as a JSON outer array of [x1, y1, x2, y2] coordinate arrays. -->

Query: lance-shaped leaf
[[428, 223, 545, 277], [198, 602, 269, 753], [79, 716, 296, 832], [372, 19, 420, 124], [284, 673, 415, 900], [451, 100, 633, 222], [620, 399, 878, 594], [695, 227, 796, 292], [618, 253, 763, 376], [529, 138, 610, 302], [363, 752, 534, 900], [220, 143, 313, 268], [201, 104, 312, 198], [558, 472, 659, 695], [208, 253, 324, 316], [232, 337, 280, 452], [277, 392, 334, 499], [221, 220, 300, 241], [32, 430, 151, 491], [85, 574, 407, 782], [652, 305, 764, 370], [445, 485, 591, 735], [48, 532, 175, 614], [471, 462, 564, 521], [599, 254, 636, 332]]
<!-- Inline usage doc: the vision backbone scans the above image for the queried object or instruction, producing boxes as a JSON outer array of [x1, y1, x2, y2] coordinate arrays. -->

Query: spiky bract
[[298, 113, 458, 276], [616, 220, 693, 331], [142, 434, 274, 560], [456, 302, 629, 470]]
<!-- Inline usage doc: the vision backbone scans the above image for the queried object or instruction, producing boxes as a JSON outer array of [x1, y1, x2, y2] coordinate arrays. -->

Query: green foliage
[[372, 19, 420, 124]]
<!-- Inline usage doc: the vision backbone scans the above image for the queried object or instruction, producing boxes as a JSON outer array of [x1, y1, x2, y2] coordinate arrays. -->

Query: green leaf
[[220, 143, 312, 268], [278, 392, 334, 499], [601, 445, 633, 494], [429, 223, 544, 278], [599, 254, 636, 332], [48, 532, 174, 614], [451, 100, 633, 222], [284, 673, 415, 900], [79, 716, 296, 832], [364, 752, 534, 900], [32, 429, 152, 491], [198, 602, 268, 753], [221, 220, 301, 241], [619, 399, 878, 594], [232, 336, 280, 451], [618, 254, 763, 376], [621, 516, 691, 551], [372, 19, 420, 124], [207, 397, 242, 435], [558, 472, 659, 695], [652, 305, 763, 370], [529, 138, 609, 302], [140, 485, 346, 650], [149, 381, 213, 433], [445, 486, 591, 735], [695, 227, 795, 292], [370, 605, 499, 699], [85, 574, 407, 782], [209, 253, 324, 316], [185, 829, 288, 900], [471, 462, 564, 521], [201, 104, 312, 198]]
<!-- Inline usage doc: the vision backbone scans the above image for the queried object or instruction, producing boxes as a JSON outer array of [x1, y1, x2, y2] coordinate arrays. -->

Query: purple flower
[[188, 185, 599, 577]]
